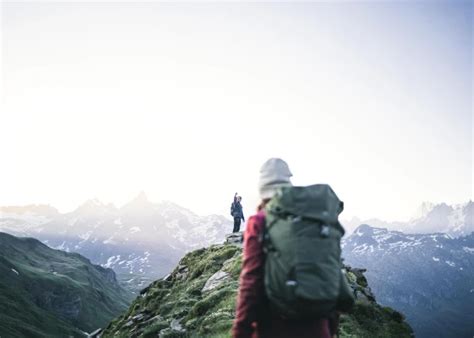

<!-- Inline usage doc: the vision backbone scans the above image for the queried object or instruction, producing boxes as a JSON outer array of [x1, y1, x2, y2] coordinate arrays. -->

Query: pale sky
[[0, 1, 472, 222]]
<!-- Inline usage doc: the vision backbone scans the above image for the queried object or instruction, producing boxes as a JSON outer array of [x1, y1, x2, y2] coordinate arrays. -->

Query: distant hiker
[[231, 192, 245, 233], [232, 158, 354, 338]]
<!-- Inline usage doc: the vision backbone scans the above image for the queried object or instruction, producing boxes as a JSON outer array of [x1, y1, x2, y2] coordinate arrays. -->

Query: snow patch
[[11, 268, 19, 275], [103, 255, 121, 268], [463, 246, 474, 254], [353, 243, 368, 253], [55, 241, 70, 252], [130, 226, 141, 234], [78, 230, 92, 241], [103, 236, 117, 245], [432, 257, 440, 262]]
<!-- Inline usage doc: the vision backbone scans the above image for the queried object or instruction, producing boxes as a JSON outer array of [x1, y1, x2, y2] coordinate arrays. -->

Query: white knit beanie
[[259, 158, 293, 200]]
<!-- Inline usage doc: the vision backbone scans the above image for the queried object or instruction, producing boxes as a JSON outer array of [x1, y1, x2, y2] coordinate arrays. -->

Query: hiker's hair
[[257, 198, 271, 211]]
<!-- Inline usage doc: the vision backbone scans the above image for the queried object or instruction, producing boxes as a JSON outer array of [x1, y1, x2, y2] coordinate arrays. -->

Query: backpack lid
[[268, 184, 344, 226]]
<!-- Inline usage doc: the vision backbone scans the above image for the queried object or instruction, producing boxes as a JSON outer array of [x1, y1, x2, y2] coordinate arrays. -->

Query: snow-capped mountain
[[0, 204, 60, 234], [405, 201, 473, 237], [411, 201, 436, 219], [0, 193, 232, 293], [341, 216, 406, 235], [342, 224, 474, 338], [342, 201, 473, 237]]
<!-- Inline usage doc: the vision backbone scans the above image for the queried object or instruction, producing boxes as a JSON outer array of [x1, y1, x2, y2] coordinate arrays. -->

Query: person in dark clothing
[[232, 158, 339, 338], [231, 193, 245, 233]]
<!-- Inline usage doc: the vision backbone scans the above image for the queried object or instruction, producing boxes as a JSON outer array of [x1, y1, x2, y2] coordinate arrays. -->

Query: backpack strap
[[260, 212, 277, 254]]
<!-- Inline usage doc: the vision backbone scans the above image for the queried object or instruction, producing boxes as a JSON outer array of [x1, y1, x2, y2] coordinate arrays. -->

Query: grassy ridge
[[0, 232, 133, 337], [102, 242, 413, 337]]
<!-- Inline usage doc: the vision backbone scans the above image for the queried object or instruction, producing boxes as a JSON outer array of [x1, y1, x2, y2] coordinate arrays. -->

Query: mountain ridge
[[98, 233, 414, 338], [0, 195, 232, 294], [342, 200, 473, 237], [342, 224, 474, 337], [0, 231, 133, 337]]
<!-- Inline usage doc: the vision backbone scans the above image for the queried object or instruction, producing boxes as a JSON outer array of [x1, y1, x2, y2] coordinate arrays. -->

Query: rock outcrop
[[225, 232, 243, 247], [100, 233, 413, 338]]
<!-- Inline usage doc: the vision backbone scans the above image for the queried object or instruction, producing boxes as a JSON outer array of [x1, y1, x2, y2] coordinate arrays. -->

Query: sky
[[0, 1, 472, 222]]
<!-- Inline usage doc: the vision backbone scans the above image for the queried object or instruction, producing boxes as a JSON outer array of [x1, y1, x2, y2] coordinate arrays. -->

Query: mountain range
[[0, 232, 132, 337], [1, 197, 472, 337], [342, 224, 474, 338], [0, 192, 231, 293], [342, 201, 473, 237]]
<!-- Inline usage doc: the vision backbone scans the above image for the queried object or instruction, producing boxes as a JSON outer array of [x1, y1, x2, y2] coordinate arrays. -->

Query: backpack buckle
[[320, 225, 330, 237], [289, 215, 302, 223]]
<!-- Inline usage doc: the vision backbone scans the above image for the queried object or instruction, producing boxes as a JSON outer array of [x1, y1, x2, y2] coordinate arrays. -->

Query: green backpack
[[263, 184, 354, 319]]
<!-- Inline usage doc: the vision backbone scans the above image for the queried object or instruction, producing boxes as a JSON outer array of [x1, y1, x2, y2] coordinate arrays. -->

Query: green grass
[[0, 232, 133, 337], [102, 242, 413, 338], [338, 302, 412, 338], [102, 245, 240, 337]]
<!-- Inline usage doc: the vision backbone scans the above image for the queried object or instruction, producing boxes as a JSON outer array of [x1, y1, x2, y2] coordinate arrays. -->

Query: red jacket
[[232, 210, 338, 338]]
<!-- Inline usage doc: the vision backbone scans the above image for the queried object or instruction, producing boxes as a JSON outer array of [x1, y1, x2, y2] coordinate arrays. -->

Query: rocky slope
[[342, 224, 474, 338], [0, 193, 231, 293], [0, 232, 133, 337], [99, 233, 413, 338]]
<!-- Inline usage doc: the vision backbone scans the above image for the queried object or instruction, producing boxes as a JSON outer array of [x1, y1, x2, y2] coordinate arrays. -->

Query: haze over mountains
[[0, 192, 231, 293], [342, 200, 473, 237]]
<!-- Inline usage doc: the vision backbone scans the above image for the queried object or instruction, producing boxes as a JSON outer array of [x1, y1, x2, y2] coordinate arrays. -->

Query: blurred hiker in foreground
[[232, 158, 354, 338], [231, 192, 245, 233]]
